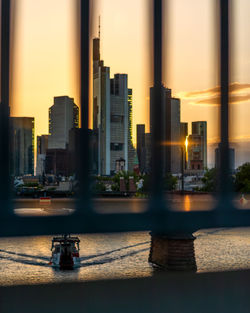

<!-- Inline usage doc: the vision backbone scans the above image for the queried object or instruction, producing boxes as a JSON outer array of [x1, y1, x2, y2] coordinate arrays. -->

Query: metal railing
[[0, 0, 250, 238]]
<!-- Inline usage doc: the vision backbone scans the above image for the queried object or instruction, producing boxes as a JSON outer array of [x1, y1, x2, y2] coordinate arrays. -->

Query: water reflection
[[13, 195, 217, 217], [184, 195, 191, 211], [1, 229, 250, 286]]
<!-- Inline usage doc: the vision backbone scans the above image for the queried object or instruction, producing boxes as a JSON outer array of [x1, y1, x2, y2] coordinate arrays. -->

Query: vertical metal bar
[[78, 0, 91, 213], [150, 0, 165, 214], [0, 0, 11, 217], [219, 0, 231, 203]]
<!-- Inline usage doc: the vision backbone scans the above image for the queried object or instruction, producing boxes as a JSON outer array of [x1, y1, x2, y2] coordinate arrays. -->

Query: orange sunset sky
[[10, 0, 250, 166]]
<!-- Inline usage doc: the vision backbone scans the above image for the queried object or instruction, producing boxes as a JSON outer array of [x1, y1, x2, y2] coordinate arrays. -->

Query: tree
[[164, 173, 178, 191], [92, 181, 106, 193], [201, 168, 217, 192], [235, 162, 250, 193], [112, 171, 141, 191]]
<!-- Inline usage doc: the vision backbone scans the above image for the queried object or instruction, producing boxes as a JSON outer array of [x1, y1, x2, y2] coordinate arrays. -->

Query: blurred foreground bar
[[1, 270, 250, 313]]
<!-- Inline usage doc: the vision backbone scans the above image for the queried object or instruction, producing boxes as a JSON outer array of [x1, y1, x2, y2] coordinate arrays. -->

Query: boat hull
[[51, 253, 80, 269]]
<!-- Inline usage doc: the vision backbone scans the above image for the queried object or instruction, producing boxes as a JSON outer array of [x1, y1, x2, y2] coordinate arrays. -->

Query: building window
[[111, 115, 124, 123], [111, 143, 123, 151]]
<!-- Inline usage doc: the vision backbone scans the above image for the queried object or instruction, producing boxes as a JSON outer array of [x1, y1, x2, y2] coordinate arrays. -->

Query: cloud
[[207, 135, 250, 146], [181, 82, 250, 98], [178, 82, 250, 107], [196, 93, 250, 106], [229, 135, 250, 143], [207, 137, 220, 145]]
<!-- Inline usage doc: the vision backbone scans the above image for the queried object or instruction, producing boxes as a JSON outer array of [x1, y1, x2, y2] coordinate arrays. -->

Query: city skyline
[[2, 1, 250, 301], [9, 0, 250, 168]]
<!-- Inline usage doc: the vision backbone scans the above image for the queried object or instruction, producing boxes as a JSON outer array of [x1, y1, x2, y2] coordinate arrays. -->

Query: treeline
[[92, 172, 177, 194], [201, 162, 250, 193]]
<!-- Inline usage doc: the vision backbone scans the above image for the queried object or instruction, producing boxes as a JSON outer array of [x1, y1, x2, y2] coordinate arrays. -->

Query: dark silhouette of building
[[192, 121, 207, 168], [68, 128, 98, 176], [180, 122, 188, 144], [48, 96, 79, 149], [150, 86, 181, 174], [45, 149, 70, 176], [180, 122, 188, 170], [10, 117, 35, 176], [136, 124, 146, 173], [145, 133, 152, 173], [37, 135, 48, 176], [68, 128, 81, 175]]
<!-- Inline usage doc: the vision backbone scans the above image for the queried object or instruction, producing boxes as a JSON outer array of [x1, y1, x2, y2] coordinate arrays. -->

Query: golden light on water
[[184, 195, 191, 212]]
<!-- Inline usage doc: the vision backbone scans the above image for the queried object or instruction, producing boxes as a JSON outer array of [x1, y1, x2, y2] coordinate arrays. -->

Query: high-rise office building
[[110, 74, 129, 174], [93, 37, 132, 175], [128, 89, 136, 172], [10, 117, 35, 176], [180, 122, 188, 170], [137, 124, 146, 173], [187, 134, 203, 171], [150, 87, 181, 174], [45, 149, 70, 176], [192, 121, 207, 168], [48, 96, 79, 149], [93, 37, 111, 175], [145, 133, 152, 173], [36, 135, 48, 176], [180, 122, 188, 144], [169, 97, 181, 173]]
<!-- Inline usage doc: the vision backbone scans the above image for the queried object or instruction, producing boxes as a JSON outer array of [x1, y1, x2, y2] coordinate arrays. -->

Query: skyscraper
[[169, 97, 181, 174], [110, 74, 129, 174], [48, 96, 79, 149], [36, 134, 48, 176], [10, 117, 35, 176], [180, 122, 188, 144], [150, 87, 181, 174], [137, 124, 146, 173], [145, 133, 152, 173], [187, 134, 203, 171], [93, 36, 132, 176], [192, 121, 207, 168], [128, 89, 136, 172], [45, 149, 70, 176], [93, 37, 111, 175], [180, 122, 188, 170]]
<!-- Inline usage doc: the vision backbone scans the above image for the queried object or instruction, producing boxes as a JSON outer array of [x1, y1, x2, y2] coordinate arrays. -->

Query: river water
[[1, 196, 250, 286]]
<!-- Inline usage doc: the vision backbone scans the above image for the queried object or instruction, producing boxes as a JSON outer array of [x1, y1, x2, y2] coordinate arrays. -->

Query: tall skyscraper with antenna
[[93, 21, 133, 175], [93, 24, 111, 175]]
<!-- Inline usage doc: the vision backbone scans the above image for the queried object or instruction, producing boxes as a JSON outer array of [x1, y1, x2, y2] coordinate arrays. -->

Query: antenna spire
[[98, 16, 101, 39]]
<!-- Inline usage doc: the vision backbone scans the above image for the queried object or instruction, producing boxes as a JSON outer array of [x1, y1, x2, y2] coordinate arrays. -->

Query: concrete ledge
[[1, 270, 250, 313]]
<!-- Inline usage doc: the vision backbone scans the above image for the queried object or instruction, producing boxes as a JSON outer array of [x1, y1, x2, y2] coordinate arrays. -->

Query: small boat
[[40, 196, 51, 205], [50, 234, 80, 269]]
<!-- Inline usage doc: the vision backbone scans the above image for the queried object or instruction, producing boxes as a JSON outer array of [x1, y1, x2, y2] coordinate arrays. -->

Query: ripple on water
[[0, 228, 250, 286]]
